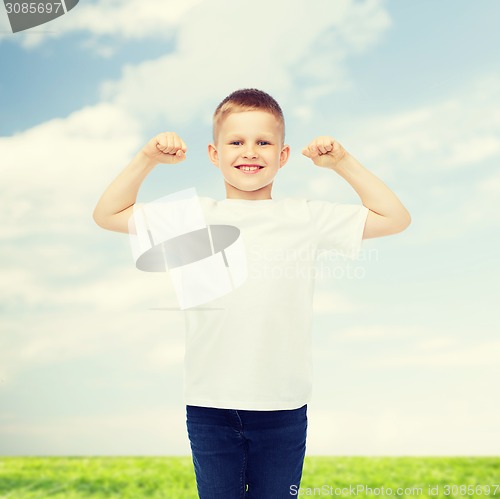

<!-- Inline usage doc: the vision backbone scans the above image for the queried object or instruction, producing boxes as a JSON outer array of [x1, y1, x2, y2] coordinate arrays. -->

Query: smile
[[235, 164, 264, 174]]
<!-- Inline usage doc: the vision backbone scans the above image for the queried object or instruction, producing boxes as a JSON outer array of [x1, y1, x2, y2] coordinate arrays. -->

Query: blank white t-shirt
[[181, 197, 369, 410]]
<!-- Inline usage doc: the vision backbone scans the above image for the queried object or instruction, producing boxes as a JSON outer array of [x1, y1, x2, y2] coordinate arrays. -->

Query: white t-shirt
[[181, 197, 369, 410]]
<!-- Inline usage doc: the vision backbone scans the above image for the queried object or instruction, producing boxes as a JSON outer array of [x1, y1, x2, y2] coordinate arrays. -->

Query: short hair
[[212, 88, 285, 145]]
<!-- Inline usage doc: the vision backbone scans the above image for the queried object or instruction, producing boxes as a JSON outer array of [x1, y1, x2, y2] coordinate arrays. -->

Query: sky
[[0, 0, 499, 457]]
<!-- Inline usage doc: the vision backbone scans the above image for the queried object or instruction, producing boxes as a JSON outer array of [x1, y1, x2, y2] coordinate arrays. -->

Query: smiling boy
[[93, 89, 410, 498], [208, 97, 289, 200]]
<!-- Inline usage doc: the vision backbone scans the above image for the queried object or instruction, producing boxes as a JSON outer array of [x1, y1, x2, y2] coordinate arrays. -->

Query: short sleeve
[[307, 200, 369, 259]]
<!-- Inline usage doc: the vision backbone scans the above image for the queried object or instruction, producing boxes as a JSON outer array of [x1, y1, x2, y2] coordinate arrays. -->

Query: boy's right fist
[[142, 132, 187, 164]]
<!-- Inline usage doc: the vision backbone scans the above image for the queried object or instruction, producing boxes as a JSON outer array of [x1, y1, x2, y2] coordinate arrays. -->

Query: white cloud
[[0, 263, 186, 383], [2, 0, 499, 458], [0, 0, 392, 245], [278, 73, 500, 240], [307, 406, 500, 455], [313, 289, 358, 314], [365, 339, 500, 368], [444, 135, 500, 167], [0, 0, 392, 254], [0, 306, 185, 372], [1, 0, 391, 66], [478, 170, 500, 194], [0, 407, 191, 455], [0, 0, 204, 48], [0, 103, 142, 238], [0, 8, 10, 33], [305, 72, 500, 245], [343, 74, 500, 175], [322, 323, 500, 368], [335, 324, 421, 341], [0, 262, 179, 311], [2, 403, 498, 455], [315, 324, 500, 368], [100, 0, 391, 127]]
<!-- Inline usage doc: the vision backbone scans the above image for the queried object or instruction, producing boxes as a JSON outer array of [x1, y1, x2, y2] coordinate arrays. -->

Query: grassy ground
[[0, 456, 498, 498]]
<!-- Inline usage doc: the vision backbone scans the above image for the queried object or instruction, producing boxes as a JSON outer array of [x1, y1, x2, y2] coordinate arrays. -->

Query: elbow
[[403, 209, 412, 228], [395, 210, 411, 233], [92, 209, 106, 229], [92, 209, 100, 226]]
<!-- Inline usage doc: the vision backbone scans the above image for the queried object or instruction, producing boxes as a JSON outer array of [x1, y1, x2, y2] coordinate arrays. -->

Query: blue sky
[[1, 0, 499, 457]]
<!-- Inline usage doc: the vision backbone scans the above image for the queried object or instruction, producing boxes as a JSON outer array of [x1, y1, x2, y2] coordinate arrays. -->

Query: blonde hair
[[213, 88, 285, 145]]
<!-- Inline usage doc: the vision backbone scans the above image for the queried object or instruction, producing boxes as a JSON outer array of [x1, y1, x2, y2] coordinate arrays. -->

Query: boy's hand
[[142, 132, 187, 164], [302, 136, 348, 169]]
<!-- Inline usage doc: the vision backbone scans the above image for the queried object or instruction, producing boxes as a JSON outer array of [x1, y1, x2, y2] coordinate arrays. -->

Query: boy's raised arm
[[92, 132, 187, 233], [302, 135, 411, 239]]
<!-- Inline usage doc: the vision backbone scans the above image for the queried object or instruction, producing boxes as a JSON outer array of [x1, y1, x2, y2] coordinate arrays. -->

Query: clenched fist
[[302, 136, 347, 169], [142, 132, 187, 165]]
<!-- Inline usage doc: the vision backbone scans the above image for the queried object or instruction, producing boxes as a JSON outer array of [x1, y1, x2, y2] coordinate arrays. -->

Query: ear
[[279, 144, 291, 168], [207, 143, 219, 168]]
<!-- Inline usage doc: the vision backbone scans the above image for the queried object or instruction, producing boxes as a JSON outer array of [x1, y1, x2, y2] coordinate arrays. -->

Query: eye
[[258, 141, 270, 146], [230, 141, 242, 145]]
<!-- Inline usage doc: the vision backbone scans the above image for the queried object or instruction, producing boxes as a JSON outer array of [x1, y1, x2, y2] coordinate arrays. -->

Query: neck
[[224, 183, 273, 200]]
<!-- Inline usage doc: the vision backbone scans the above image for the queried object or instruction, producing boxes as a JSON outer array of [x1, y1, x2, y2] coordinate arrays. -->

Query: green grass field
[[0, 457, 498, 498]]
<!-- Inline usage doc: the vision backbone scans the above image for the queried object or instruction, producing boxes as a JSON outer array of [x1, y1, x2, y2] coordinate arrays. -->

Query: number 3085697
[[5, 3, 63, 14]]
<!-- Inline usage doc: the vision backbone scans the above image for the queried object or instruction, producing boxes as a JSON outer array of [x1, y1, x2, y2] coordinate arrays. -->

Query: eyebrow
[[226, 134, 274, 140]]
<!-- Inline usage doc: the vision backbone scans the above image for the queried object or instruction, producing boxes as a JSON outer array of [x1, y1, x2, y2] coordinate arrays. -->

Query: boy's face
[[208, 110, 290, 199]]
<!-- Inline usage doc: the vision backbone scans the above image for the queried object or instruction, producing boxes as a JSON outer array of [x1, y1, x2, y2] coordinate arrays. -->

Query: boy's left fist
[[302, 136, 347, 169]]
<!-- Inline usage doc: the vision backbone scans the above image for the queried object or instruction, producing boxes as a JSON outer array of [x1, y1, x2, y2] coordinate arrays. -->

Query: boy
[[93, 88, 411, 498]]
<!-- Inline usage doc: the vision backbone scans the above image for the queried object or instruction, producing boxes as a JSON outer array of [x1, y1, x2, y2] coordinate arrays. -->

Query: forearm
[[92, 151, 156, 226], [331, 153, 411, 223]]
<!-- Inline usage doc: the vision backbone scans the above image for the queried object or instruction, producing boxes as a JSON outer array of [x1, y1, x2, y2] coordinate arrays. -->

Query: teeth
[[240, 166, 260, 171]]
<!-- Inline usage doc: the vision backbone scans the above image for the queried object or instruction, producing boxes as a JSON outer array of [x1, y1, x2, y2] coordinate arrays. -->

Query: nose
[[242, 144, 258, 159]]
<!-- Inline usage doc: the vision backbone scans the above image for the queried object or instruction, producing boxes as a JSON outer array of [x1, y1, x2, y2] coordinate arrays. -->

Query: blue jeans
[[186, 404, 308, 498]]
